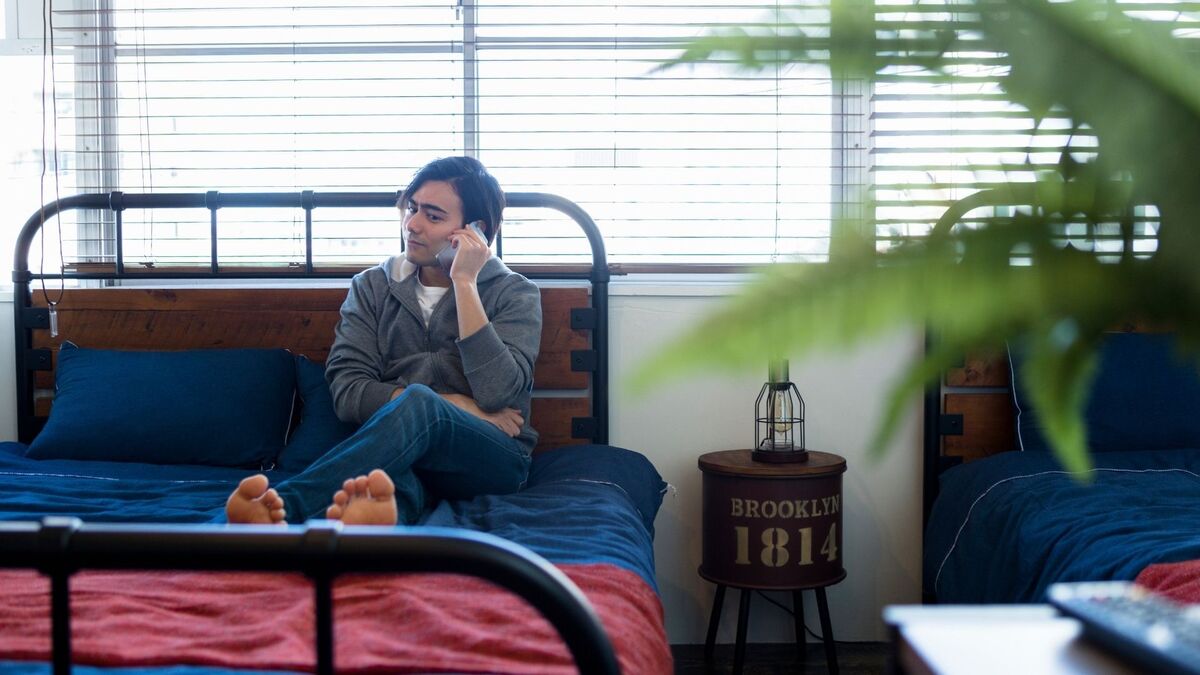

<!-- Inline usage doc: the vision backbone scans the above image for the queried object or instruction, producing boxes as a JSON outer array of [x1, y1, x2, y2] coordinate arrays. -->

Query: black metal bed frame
[[921, 185, 1038, 531], [4, 191, 620, 675], [921, 183, 1140, 520], [920, 184, 1152, 604]]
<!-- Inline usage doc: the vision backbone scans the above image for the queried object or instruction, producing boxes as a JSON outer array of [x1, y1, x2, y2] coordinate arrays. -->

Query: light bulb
[[765, 389, 793, 451], [772, 391, 791, 436]]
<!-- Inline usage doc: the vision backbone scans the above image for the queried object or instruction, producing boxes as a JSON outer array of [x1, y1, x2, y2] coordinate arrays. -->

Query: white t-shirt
[[415, 274, 450, 325]]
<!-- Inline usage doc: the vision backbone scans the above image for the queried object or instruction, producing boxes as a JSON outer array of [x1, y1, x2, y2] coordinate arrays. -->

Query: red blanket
[[0, 563, 671, 674], [1135, 559, 1200, 604]]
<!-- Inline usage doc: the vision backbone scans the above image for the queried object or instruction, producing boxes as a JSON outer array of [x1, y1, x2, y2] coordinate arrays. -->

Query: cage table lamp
[[753, 359, 808, 463]]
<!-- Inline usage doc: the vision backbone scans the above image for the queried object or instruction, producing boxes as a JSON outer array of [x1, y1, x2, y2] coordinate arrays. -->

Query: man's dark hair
[[399, 156, 505, 243]]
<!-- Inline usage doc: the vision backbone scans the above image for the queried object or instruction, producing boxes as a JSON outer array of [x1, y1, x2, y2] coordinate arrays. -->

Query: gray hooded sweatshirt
[[325, 255, 542, 451]]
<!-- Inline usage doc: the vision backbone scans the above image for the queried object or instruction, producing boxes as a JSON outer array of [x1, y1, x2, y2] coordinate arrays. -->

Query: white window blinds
[[37, 0, 840, 271], [871, 0, 1192, 258]]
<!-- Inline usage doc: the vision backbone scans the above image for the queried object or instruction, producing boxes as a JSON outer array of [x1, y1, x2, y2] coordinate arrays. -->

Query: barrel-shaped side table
[[698, 449, 846, 675]]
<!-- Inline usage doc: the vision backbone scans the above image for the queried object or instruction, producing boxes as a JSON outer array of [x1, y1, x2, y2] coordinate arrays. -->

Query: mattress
[[926, 447, 1200, 604], [0, 443, 670, 674]]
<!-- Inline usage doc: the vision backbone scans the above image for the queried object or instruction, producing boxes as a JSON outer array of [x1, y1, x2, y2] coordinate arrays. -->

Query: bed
[[922, 189, 1200, 606], [0, 191, 672, 674]]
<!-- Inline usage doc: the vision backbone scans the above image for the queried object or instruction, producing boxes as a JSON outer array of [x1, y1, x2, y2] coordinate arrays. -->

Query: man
[[225, 156, 542, 526]]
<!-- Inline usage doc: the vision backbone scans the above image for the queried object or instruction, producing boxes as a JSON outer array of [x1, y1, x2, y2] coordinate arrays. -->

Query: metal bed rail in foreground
[[12, 191, 610, 446], [0, 518, 622, 675]]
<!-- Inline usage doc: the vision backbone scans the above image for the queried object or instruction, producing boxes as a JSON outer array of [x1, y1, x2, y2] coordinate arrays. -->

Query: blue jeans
[[273, 384, 532, 524]]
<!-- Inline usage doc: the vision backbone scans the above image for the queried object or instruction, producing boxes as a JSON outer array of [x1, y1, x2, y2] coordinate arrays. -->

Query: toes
[[366, 469, 395, 499], [226, 474, 275, 525], [326, 504, 343, 520], [353, 475, 369, 497], [236, 474, 270, 499], [342, 478, 355, 494], [270, 508, 286, 523], [332, 490, 349, 507], [261, 488, 282, 509]]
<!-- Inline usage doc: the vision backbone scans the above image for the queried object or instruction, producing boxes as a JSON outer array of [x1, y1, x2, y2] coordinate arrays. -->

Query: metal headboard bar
[[14, 191, 610, 282], [921, 183, 1065, 531], [928, 185, 1036, 239], [0, 518, 621, 675], [922, 187, 1038, 536], [12, 190, 609, 446]]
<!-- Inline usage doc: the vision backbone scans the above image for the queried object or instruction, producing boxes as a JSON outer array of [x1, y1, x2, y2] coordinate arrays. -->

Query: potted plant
[[635, 0, 1200, 473]]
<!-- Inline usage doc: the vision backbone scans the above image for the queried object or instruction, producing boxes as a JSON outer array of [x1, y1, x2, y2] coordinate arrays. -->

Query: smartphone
[[435, 220, 486, 272]]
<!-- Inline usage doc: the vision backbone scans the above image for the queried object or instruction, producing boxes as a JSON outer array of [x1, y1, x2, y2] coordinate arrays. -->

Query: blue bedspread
[[0, 442, 665, 675], [925, 448, 1200, 604]]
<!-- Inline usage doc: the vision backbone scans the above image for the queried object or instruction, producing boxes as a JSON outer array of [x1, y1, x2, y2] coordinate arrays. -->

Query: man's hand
[[451, 226, 491, 340], [441, 393, 524, 438], [447, 225, 490, 284]]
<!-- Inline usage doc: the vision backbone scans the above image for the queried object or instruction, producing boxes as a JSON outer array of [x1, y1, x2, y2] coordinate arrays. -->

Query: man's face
[[402, 180, 465, 267]]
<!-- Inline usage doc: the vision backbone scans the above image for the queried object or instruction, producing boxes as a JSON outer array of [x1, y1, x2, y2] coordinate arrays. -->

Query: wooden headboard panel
[[939, 350, 1015, 464], [29, 286, 591, 453]]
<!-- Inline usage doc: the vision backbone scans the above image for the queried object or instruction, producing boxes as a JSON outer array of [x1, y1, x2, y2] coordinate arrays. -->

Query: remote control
[[1047, 581, 1200, 675]]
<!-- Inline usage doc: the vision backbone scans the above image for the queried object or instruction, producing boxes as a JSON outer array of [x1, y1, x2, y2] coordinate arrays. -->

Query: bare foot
[[225, 474, 287, 525], [325, 469, 398, 526]]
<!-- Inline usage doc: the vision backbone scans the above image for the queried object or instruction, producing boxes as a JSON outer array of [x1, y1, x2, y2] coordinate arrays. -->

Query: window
[[17, 0, 1187, 276], [872, 0, 1186, 258], [25, 0, 841, 272]]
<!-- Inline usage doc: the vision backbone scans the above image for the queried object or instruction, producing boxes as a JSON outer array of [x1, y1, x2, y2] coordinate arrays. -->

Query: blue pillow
[[1011, 333, 1200, 453], [526, 444, 667, 535], [276, 355, 358, 472], [27, 345, 296, 468]]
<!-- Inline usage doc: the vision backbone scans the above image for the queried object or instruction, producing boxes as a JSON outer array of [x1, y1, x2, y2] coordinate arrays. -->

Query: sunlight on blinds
[[871, 0, 1195, 259], [32, 0, 837, 270]]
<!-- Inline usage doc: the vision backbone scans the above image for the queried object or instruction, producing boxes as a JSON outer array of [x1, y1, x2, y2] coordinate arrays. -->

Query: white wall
[[607, 285, 923, 644], [0, 284, 924, 644]]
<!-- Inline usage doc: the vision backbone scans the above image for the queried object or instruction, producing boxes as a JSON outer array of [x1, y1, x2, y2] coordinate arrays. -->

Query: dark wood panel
[[537, 287, 590, 390], [29, 286, 590, 390], [530, 397, 591, 453], [32, 310, 341, 351], [32, 288, 347, 311], [945, 350, 1010, 388], [943, 393, 1015, 463]]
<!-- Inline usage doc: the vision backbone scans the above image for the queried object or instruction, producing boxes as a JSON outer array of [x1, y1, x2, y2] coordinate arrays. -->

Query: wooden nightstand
[[698, 449, 846, 675]]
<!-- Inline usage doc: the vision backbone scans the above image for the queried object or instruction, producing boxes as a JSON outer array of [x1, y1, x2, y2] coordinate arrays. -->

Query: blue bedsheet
[[0, 442, 665, 675], [925, 447, 1200, 604]]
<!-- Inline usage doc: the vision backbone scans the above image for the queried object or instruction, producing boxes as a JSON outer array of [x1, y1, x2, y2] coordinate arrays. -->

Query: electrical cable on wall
[[39, 0, 66, 337], [754, 590, 854, 645]]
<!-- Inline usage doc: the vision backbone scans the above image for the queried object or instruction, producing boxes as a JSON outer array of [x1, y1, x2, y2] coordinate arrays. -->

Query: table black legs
[[816, 587, 839, 675], [703, 583, 839, 675], [704, 583, 726, 661], [793, 589, 807, 663], [734, 590, 752, 674]]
